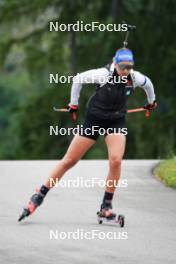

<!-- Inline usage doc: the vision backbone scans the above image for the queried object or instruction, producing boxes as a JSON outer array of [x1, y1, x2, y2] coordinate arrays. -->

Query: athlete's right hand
[[144, 100, 157, 111], [67, 104, 78, 121]]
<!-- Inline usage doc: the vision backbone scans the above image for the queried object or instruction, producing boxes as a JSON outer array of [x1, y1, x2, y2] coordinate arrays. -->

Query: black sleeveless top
[[86, 64, 134, 120]]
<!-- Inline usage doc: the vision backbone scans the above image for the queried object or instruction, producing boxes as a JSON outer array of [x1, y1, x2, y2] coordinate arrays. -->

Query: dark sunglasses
[[118, 64, 133, 70]]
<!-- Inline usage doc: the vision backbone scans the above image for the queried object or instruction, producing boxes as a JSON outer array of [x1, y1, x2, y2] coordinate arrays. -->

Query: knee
[[61, 157, 78, 170], [109, 156, 122, 168]]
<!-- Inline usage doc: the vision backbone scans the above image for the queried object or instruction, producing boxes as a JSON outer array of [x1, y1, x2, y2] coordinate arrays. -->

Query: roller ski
[[97, 203, 125, 227], [18, 189, 45, 222]]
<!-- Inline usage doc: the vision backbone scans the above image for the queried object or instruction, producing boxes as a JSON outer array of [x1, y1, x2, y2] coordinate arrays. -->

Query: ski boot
[[97, 203, 116, 220], [97, 203, 125, 227], [18, 189, 45, 222]]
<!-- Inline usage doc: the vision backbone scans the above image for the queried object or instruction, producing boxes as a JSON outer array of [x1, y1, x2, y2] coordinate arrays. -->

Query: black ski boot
[[97, 202, 116, 220], [18, 189, 45, 222]]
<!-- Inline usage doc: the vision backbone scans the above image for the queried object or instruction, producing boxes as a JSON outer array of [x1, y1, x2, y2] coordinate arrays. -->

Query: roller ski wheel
[[18, 191, 44, 222], [98, 219, 103, 224], [117, 214, 125, 228]]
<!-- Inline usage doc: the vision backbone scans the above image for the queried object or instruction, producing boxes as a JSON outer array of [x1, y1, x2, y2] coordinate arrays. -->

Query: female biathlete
[[18, 48, 157, 222]]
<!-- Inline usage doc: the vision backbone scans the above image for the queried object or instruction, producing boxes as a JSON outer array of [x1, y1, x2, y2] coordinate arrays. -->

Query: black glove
[[144, 100, 157, 111], [67, 104, 78, 121]]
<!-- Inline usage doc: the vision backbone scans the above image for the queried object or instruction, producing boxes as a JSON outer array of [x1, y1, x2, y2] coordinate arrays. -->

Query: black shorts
[[79, 113, 127, 141]]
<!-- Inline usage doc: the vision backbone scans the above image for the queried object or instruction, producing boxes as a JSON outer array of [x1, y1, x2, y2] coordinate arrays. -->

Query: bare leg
[[45, 135, 96, 188], [105, 134, 126, 193], [18, 135, 96, 221]]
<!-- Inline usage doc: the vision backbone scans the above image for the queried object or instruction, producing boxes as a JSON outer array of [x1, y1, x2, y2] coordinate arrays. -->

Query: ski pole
[[53, 107, 77, 121], [127, 107, 150, 118], [53, 107, 69, 112], [53, 106, 150, 118], [123, 23, 136, 48]]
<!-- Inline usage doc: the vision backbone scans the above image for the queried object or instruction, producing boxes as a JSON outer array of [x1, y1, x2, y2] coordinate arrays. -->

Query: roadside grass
[[154, 157, 176, 189]]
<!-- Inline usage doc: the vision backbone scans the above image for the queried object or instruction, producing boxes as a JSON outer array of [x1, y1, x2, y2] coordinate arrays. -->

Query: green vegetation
[[0, 0, 176, 159], [154, 158, 176, 188]]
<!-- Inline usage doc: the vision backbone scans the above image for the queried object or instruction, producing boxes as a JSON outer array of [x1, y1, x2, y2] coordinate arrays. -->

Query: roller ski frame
[[97, 211, 125, 227]]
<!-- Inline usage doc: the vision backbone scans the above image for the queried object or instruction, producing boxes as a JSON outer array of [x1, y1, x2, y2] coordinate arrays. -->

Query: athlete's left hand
[[67, 104, 78, 121], [144, 100, 157, 111]]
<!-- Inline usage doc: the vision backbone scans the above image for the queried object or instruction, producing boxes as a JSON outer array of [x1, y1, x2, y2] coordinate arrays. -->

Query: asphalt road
[[0, 160, 176, 264]]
